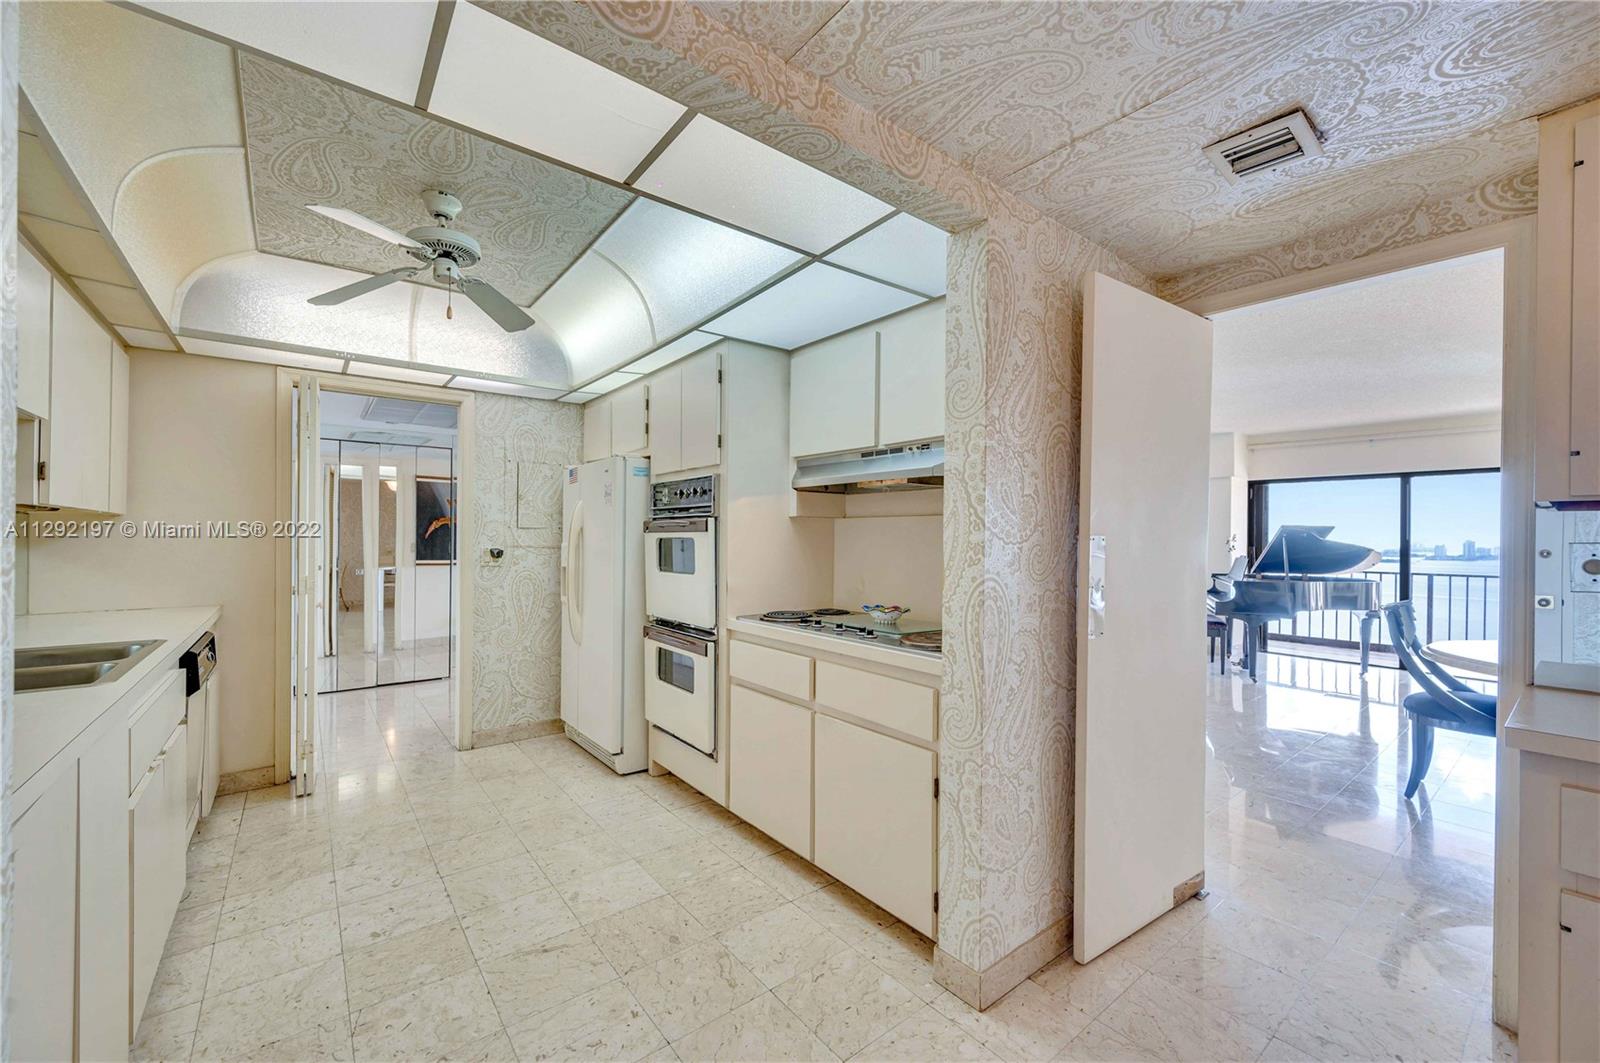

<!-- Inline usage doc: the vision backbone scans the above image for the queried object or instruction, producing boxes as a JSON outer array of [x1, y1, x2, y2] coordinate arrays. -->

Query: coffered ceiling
[[692, 0, 1600, 279], [239, 54, 634, 305]]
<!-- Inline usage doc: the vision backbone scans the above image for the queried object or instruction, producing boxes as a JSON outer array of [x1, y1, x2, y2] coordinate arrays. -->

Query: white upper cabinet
[[47, 278, 114, 512], [877, 301, 945, 447], [18, 243, 52, 418], [110, 342, 130, 514], [790, 328, 877, 458], [790, 300, 945, 458], [1537, 102, 1600, 499], [647, 365, 684, 474], [647, 348, 720, 476], [611, 381, 649, 455], [581, 396, 613, 464], [679, 349, 721, 472]]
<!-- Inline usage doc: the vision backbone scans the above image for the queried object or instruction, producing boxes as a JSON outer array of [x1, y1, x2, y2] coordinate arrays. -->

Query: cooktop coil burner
[[899, 631, 943, 651], [812, 608, 850, 616], [760, 610, 814, 623]]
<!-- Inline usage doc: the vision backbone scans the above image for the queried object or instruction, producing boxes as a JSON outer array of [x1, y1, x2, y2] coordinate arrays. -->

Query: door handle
[[565, 501, 584, 644]]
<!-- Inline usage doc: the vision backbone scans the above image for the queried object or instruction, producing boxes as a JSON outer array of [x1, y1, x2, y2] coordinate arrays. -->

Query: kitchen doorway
[[276, 372, 479, 789]]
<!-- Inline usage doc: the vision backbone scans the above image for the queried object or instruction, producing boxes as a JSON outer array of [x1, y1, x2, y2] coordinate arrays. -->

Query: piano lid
[[1251, 525, 1381, 577]]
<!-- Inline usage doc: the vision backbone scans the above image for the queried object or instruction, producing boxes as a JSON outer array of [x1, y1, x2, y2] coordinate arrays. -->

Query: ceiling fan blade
[[305, 204, 427, 251], [307, 267, 421, 306], [460, 278, 535, 333]]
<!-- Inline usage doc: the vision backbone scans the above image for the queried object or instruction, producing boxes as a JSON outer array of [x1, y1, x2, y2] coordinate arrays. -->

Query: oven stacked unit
[[642, 475, 718, 755]]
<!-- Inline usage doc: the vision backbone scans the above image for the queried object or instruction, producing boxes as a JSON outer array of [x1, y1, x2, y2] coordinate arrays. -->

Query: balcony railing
[[1265, 569, 1500, 652]]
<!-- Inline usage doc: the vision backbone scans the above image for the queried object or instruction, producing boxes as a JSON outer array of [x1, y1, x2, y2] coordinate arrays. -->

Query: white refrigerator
[[560, 456, 651, 773]]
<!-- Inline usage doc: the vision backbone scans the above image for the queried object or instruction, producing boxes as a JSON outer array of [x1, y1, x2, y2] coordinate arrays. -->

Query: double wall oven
[[643, 475, 718, 755]]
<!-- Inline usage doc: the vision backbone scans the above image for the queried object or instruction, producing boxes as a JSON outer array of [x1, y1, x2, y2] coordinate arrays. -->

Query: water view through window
[[1256, 469, 1501, 654]]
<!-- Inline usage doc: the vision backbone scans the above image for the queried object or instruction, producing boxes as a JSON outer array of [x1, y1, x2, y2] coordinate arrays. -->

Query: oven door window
[[656, 537, 696, 576], [656, 647, 696, 694]]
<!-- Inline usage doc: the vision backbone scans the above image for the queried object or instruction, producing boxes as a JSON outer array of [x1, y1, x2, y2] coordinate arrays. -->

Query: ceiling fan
[[304, 189, 534, 333]]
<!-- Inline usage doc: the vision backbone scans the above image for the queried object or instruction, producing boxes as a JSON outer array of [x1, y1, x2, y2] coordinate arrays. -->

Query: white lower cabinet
[[729, 686, 813, 857], [9, 765, 79, 1063], [1560, 890, 1600, 1063], [80, 722, 132, 1061], [131, 720, 188, 1038], [814, 714, 937, 936]]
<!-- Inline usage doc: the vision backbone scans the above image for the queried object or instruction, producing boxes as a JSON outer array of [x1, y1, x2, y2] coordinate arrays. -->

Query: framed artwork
[[416, 476, 456, 563]]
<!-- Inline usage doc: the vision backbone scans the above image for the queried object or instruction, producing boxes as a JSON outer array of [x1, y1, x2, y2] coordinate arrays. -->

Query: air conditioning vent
[[361, 396, 458, 429], [1204, 109, 1323, 184]]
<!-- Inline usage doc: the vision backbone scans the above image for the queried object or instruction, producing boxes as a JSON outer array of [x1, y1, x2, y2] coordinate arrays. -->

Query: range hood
[[793, 443, 944, 493]]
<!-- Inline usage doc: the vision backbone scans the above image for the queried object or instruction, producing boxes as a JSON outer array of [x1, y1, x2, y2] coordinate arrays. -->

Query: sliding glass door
[[1249, 468, 1500, 655]]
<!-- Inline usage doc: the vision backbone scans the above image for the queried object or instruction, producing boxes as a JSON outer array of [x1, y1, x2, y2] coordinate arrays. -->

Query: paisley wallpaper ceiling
[[238, 53, 635, 305], [691, 0, 1600, 279]]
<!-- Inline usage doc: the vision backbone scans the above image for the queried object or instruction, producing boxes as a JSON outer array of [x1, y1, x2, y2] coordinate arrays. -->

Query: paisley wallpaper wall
[[1156, 159, 1538, 304], [689, 0, 1597, 280], [482, 0, 1147, 999], [469, 393, 580, 744]]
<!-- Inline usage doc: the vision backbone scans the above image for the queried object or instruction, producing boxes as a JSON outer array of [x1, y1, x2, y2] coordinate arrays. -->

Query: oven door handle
[[644, 517, 709, 534], [643, 624, 710, 656]]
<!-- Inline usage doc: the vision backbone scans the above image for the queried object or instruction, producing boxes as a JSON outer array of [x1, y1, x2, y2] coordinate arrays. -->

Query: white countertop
[[728, 618, 943, 678], [1505, 685, 1600, 765], [14, 606, 221, 795]]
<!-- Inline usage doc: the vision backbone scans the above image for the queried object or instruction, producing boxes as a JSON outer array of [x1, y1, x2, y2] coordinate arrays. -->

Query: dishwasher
[[179, 631, 221, 834]]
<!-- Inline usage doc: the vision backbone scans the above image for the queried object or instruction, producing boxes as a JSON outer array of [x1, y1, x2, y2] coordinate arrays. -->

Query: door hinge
[[37, 460, 46, 481], [717, 369, 723, 383], [717, 433, 722, 450], [933, 891, 939, 914], [933, 777, 940, 799]]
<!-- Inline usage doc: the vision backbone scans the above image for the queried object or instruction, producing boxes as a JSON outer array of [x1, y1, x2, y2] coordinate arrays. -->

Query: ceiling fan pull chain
[[446, 284, 453, 320]]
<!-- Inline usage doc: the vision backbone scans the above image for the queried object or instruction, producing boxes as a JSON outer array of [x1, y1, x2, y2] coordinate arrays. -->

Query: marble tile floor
[[141, 654, 1511, 1061]]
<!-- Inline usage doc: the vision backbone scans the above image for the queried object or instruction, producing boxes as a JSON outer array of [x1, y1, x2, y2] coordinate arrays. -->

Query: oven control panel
[[652, 474, 717, 517]]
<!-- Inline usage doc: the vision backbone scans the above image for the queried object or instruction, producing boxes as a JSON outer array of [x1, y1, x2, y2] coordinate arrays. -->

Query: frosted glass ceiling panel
[[704, 263, 923, 350], [824, 214, 950, 297], [181, 335, 346, 372], [447, 377, 567, 400], [347, 361, 452, 386], [596, 200, 801, 340], [532, 254, 655, 385], [134, 1, 435, 104], [626, 331, 719, 375], [177, 253, 570, 385], [411, 286, 568, 387], [635, 116, 894, 253], [430, 2, 686, 181], [180, 253, 415, 356], [588, 371, 642, 396]]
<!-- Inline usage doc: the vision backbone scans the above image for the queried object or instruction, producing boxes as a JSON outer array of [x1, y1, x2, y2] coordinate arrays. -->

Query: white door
[[1073, 272, 1212, 963], [560, 464, 582, 736], [291, 376, 322, 796]]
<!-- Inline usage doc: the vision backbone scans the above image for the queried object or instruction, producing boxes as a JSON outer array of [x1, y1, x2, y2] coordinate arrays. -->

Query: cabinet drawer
[[129, 669, 186, 792], [1561, 785, 1600, 878], [729, 686, 813, 858], [814, 660, 936, 742], [731, 641, 813, 700]]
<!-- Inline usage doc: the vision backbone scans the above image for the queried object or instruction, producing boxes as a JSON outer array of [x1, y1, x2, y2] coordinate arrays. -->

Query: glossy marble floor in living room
[[138, 655, 1509, 1061]]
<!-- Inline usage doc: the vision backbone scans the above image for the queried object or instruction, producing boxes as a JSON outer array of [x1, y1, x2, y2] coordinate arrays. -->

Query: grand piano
[[1209, 525, 1384, 681]]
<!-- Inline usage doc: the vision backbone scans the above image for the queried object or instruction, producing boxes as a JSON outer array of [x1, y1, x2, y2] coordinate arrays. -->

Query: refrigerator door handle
[[567, 500, 585, 643]]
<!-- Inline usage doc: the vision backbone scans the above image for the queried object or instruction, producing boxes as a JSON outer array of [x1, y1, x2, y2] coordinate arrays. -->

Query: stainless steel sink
[[14, 639, 164, 693]]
